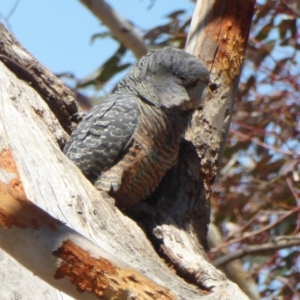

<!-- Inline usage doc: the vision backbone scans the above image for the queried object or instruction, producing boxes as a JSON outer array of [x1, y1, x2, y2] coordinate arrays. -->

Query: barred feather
[[64, 47, 209, 209], [96, 100, 186, 208]]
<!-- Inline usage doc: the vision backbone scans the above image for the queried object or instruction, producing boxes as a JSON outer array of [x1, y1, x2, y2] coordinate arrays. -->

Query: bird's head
[[118, 47, 210, 113]]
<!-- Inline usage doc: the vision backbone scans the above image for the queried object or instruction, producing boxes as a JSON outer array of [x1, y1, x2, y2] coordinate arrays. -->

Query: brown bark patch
[[54, 240, 175, 299], [0, 150, 18, 174], [206, 0, 255, 83], [0, 149, 26, 197], [0, 181, 61, 230]]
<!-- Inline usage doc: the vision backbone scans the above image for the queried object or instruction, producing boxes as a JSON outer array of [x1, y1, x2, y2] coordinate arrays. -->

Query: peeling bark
[[130, 0, 256, 291], [0, 23, 82, 138], [0, 182, 175, 300], [0, 0, 256, 298], [0, 38, 248, 298]]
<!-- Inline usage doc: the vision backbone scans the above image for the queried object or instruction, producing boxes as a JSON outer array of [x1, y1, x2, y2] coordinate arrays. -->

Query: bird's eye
[[179, 75, 186, 82]]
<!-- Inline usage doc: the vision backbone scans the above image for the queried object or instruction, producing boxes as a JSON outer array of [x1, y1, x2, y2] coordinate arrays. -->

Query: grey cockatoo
[[64, 47, 209, 209]]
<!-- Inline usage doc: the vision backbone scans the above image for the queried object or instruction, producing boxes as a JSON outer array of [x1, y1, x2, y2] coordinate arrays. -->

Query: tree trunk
[[0, 0, 255, 299]]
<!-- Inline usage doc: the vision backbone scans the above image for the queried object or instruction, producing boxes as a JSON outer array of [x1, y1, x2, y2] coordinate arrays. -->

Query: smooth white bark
[[79, 0, 147, 58]]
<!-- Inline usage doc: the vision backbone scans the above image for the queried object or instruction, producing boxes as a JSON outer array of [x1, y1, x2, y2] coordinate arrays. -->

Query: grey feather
[[64, 92, 139, 182], [64, 47, 209, 208]]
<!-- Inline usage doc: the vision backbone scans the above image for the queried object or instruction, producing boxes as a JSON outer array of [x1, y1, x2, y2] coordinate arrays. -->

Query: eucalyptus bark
[[0, 25, 82, 137], [0, 0, 256, 299], [133, 0, 256, 290]]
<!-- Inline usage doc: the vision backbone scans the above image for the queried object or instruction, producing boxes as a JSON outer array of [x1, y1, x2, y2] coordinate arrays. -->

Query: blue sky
[[0, 0, 194, 89]]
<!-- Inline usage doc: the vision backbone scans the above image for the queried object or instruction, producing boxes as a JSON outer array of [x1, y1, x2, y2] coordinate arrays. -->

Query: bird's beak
[[187, 78, 209, 109]]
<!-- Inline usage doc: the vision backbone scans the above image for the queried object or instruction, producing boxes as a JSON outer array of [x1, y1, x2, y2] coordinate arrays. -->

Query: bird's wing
[[64, 92, 139, 180]]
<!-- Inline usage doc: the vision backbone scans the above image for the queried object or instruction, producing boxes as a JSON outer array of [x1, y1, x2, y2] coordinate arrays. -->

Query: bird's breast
[[97, 105, 185, 209]]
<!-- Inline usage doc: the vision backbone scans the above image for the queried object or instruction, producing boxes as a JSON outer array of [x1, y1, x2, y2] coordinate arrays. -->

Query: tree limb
[[0, 24, 83, 137], [0, 34, 248, 298], [0, 0, 257, 296], [212, 206, 300, 252], [213, 236, 300, 267], [79, 0, 147, 58], [0, 182, 175, 300], [208, 224, 261, 300], [135, 0, 256, 289]]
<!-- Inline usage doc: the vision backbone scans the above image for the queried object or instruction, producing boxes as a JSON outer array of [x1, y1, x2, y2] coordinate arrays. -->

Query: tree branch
[[0, 23, 83, 137], [79, 0, 147, 58], [212, 206, 300, 252], [213, 236, 300, 267], [0, 0, 257, 296], [131, 0, 256, 294], [208, 224, 261, 300], [0, 44, 249, 299], [0, 182, 175, 300]]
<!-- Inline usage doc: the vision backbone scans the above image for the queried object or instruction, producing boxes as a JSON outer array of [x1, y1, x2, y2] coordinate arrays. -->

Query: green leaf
[[256, 20, 274, 41], [90, 31, 112, 44], [166, 10, 185, 20], [278, 18, 296, 40], [77, 45, 130, 88]]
